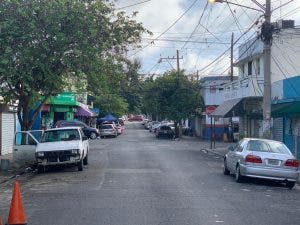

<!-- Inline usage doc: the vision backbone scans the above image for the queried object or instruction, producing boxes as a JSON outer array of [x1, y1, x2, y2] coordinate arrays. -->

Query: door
[[13, 131, 39, 167], [54, 112, 65, 123]]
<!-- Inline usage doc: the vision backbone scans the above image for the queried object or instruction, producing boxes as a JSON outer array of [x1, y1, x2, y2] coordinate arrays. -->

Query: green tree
[[0, 0, 148, 130], [121, 59, 143, 114], [142, 70, 203, 137]]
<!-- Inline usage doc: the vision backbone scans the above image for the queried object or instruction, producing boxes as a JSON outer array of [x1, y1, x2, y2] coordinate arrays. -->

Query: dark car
[[156, 125, 175, 139], [54, 120, 99, 139]]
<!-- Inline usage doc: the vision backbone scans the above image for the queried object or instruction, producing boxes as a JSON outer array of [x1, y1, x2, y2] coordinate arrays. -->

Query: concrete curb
[[201, 148, 226, 158]]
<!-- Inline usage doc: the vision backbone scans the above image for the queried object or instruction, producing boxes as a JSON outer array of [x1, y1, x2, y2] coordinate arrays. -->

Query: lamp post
[[209, 0, 272, 139]]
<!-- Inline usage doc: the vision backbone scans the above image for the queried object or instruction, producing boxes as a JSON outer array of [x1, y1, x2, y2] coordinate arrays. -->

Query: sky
[[114, 0, 300, 78]]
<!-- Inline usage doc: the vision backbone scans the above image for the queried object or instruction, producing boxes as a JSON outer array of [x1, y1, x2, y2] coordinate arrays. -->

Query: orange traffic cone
[[6, 181, 27, 225]]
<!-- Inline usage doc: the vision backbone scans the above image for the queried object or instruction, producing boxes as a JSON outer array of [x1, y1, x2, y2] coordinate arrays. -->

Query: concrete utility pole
[[262, 0, 272, 139], [230, 33, 234, 81], [177, 49, 180, 80]]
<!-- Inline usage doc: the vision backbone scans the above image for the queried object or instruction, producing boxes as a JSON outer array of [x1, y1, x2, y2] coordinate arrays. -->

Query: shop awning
[[48, 92, 79, 106], [75, 104, 96, 117], [211, 98, 243, 118], [272, 99, 300, 117]]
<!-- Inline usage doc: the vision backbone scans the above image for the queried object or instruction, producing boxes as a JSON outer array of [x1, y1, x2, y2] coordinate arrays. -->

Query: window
[[15, 133, 37, 145], [247, 140, 291, 154], [256, 58, 260, 75], [42, 129, 80, 142], [248, 61, 252, 75], [241, 65, 245, 77]]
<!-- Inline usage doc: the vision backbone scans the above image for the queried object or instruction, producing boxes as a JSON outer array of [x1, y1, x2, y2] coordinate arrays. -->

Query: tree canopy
[[142, 70, 203, 126], [0, 0, 149, 130]]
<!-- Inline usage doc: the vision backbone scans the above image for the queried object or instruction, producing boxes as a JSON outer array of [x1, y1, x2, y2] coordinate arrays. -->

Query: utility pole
[[159, 49, 183, 84], [177, 49, 180, 81], [262, 0, 272, 139], [230, 33, 234, 81]]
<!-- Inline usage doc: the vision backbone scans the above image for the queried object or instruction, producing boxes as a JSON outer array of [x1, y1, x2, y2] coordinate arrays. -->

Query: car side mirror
[[228, 146, 234, 151]]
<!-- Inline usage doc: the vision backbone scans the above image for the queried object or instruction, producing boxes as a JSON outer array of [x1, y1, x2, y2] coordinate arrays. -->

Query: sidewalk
[[0, 154, 25, 184], [180, 135, 232, 156]]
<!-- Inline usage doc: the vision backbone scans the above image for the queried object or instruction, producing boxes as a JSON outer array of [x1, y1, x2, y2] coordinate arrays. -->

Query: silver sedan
[[223, 138, 299, 189]]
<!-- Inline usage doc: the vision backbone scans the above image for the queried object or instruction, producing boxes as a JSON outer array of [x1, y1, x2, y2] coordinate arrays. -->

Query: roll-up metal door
[[273, 117, 283, 142], [1, 113, 15, 155]]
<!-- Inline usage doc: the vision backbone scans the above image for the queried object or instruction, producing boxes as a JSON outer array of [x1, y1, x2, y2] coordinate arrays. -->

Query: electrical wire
[[141, 38, 230, 44], [272, 0, 295, 12], [116, 0, 151, 10], [181, 1, 209, 49], [129, 0, 199, 57], [271, 54, 300, 96], [197, 17, 262, 73]]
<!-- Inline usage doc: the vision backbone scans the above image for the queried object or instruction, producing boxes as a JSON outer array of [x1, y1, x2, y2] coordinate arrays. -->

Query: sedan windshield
[[42, 129, 80, 142], [247, 140, 292, 154]]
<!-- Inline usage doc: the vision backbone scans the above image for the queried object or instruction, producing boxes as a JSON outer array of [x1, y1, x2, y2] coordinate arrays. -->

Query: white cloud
[[115, 0, 300, 75]]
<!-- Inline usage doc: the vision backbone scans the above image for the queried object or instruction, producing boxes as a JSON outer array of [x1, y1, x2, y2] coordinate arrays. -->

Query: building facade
[[271, 26, 300, 160]]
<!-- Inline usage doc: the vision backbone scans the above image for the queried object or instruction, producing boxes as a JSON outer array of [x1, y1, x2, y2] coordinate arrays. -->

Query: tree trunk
[[17, 94, 48, 131]]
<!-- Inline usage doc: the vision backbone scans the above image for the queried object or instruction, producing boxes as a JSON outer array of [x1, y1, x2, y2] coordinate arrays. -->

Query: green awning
[[272, 100, 300, 117], [48, 92, 80, 106]]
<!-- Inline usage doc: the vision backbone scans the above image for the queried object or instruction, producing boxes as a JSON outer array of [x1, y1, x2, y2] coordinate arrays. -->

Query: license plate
[[267, 159, 280, 166]]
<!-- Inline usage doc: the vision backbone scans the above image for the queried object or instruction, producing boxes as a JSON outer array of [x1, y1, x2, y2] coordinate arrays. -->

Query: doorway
[[54, 112, 65, 123]]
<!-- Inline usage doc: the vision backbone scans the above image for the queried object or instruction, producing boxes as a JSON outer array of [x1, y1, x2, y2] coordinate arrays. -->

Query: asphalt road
[[1, 122, 300, 225]]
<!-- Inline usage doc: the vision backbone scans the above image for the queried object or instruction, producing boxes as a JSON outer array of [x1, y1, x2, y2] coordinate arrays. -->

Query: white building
[[212, 20, 299, 141], [194, 76, 235, 139]]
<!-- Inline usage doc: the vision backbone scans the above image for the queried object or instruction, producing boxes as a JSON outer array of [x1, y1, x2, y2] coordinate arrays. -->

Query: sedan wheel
[[235, 165, 244, 183], [286, 181, 296, 189], [223, 158, 230, 175], [90, 132, 97, 140]]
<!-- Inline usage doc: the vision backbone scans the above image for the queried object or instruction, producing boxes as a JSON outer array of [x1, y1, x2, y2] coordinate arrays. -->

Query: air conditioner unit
[[277, 20, 295, 29]]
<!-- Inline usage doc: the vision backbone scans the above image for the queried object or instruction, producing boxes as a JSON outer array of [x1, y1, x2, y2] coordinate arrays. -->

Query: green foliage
[[0, 0, 149, 130], [121, 59, 144, 114], [142, 70, 204, 123]]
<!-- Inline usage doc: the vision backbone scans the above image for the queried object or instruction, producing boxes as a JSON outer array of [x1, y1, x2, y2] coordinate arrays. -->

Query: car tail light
[[285, 159, 299, 168], [245, 155, 262, 163]]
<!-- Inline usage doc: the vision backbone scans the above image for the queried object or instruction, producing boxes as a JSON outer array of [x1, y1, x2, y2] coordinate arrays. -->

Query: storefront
[[41, 92, 79, 128]]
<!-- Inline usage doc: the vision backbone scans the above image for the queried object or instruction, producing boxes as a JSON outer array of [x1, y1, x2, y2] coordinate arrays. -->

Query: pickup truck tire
[[83, 154, 88, 165], [37, 165, 45, 173], [78, 158, 83, 171]]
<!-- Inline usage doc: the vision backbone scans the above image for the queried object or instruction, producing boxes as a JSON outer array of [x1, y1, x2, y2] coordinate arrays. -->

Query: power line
[[141, 38, 230, 44], [272, 0, 295, 12], [181, 1, 209, 49], [197, 18, 262, 73], [271, 54, 300, 96], [116, 0, 151, 10], [129, 0, 199, 57]]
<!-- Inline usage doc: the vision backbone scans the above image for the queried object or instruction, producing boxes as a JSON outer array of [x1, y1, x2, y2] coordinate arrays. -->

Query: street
[[1, 122, 300, 225]]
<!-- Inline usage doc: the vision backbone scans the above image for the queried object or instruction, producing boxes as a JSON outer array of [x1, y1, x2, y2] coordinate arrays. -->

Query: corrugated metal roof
[[211, 98, 242, 117]]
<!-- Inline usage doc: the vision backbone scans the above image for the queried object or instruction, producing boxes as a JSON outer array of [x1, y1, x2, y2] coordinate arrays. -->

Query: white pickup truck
[[13, 127, 89, 172]]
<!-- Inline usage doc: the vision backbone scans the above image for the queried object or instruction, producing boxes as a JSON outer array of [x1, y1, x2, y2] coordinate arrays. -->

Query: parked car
[[36, 127, 89, 172], [142, 118, 148, 125], [100, 124, 118, 138], [116, 124, 124, 135], [156, 125, 175, 139], [149, 121, 160, 132], [54, 120, 99, 139], [223, 138, 299, 189], [128, 115, 144, 122]]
